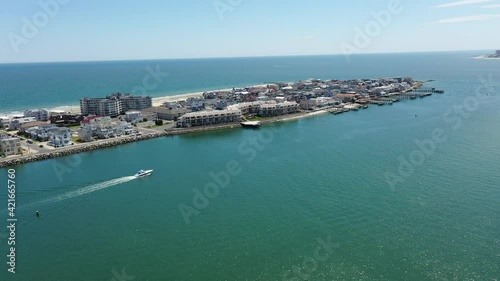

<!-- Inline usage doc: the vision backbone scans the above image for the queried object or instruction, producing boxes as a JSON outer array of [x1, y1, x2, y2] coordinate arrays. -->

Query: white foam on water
[[33, 176, 136, 206]]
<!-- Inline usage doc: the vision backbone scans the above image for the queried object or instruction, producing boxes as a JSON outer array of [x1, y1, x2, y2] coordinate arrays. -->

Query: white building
[[25, 124, 59, 141], [227, 101, 266, 115], [24, 109, 49, 121], [8, 117, 37, 131], [125, 111, 142, 123], [176, 109, 241, 128], [78, 116, 135, 141], [110, 93, 152, 111], [116, 122, 135, 136], [80, 93, 152, 117], [80, 97, 122, 117], [258, 101, 299, 117], [48, 127, 72, 147], [0, 116, 11, 128], [0, 134, 21, 156]]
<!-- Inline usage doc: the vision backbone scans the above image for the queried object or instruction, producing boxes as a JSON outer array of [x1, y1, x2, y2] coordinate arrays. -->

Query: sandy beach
[[1, 85, 274, 116], [472, 56, 500, 60], [151, 85, 269, 106], [152, 92, 205, 106]]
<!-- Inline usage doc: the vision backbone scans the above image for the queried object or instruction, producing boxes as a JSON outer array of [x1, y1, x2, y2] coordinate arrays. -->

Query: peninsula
[[0, 77, 444, 168], [474, 50, 500, 59]]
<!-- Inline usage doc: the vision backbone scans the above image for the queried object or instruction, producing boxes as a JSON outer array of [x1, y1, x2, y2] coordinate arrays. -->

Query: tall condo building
[[80, 93, 152, 117]]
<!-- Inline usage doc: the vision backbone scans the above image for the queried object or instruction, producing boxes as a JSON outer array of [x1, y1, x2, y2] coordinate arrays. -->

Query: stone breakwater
[[0, 132, 167, 168], [0, 123, 249, 168], [164, 123, 242, 136], [0, 110, 323, 168]]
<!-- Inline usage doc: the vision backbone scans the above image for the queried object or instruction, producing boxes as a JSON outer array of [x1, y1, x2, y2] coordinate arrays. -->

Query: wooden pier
[[413, 87, 445, 94], [394, 93, 432, 101]]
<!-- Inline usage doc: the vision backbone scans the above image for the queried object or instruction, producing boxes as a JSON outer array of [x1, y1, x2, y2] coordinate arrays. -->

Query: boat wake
[[32, 176, 136, 207]]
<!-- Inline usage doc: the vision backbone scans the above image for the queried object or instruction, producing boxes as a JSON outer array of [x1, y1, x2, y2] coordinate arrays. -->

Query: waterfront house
[[48, 127, 72, 147], [77, 127, 94, 142], [25, 124, 59, 141], [116, 122, 135, 136], [79, 116, 135, 141], [88, 116, 115, 139], [0, 134, 21, 156], [95, 126, 115, 139]]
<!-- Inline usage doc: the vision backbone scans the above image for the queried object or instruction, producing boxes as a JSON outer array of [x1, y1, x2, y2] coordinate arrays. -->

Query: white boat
[[134, 169, 153, 178], [241, 121, 262, 128]]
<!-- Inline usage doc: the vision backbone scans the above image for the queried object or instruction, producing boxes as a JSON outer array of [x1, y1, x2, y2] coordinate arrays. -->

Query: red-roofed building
[[81, 115, 102, 125]]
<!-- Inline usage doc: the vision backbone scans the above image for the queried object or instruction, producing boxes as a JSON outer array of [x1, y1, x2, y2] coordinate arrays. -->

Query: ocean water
[[0, 51, 489, 113], [1, 52, 500, 280]]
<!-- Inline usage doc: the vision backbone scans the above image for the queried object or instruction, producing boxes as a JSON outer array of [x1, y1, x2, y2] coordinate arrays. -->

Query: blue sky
[[1, 0, 499, 63]]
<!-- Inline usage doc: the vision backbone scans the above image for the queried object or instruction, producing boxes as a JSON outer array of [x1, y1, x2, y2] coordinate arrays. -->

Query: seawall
[[0, 132, 167, 168]]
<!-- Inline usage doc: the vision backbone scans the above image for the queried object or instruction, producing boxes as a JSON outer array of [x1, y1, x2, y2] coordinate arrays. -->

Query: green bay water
[[1, 52, 500, 280]]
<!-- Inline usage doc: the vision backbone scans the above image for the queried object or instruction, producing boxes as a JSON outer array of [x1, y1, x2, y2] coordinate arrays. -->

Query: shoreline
[[472, 56, 500, 60], [0, 108, 331, 168], [0, 80, 430, 167], [0, 85, 271, 116]]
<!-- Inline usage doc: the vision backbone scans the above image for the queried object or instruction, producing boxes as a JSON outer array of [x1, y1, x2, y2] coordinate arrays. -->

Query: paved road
[[17, 138, 52, 154]]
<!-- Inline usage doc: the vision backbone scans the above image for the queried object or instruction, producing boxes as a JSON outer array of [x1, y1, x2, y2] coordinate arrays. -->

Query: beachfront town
[[482, 49, 500, 59], [1, 77, 442, 159]]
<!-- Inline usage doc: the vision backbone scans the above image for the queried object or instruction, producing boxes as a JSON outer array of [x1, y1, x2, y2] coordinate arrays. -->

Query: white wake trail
[[34, 176, 136, 206]]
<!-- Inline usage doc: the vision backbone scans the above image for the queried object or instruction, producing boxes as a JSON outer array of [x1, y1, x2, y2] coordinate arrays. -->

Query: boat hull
[[240, 121, 262, 128], [134, 170, 153, 178]]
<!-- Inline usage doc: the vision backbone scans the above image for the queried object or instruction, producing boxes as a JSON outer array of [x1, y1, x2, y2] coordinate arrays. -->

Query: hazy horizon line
[[1, 49, 494, 65]]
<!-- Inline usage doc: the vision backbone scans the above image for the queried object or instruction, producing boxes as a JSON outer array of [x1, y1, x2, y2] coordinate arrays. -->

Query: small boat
[[241, 121, 262, 128], [134, 169, 153, 178]]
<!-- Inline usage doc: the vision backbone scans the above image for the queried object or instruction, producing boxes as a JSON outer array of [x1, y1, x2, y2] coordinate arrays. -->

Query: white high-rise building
[[80, 97, 122, 117], [80, 93, 152, 117]]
